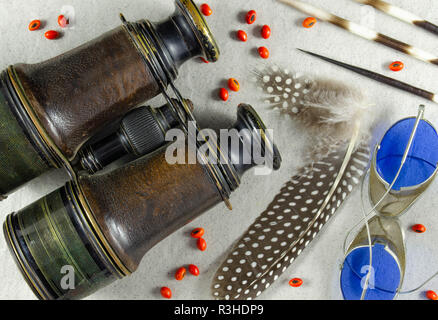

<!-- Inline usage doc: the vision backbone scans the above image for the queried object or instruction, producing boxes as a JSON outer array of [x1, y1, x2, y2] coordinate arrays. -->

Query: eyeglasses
[[340, 105, 438, 300]]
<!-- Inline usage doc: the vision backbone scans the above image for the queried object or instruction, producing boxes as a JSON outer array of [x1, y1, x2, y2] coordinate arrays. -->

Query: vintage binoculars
[[4, 102, 282, 300], [0, 0, 219, 199], [1, 0, 283, 300]]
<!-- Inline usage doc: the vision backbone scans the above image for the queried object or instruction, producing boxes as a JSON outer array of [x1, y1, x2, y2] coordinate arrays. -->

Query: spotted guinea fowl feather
[[211, 66, 373, 300], [212, 142, 370, 300], [253, 65, 372, 159]]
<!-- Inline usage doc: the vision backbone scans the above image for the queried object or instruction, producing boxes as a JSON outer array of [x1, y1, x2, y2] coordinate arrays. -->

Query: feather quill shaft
[[353, 0, 438, 36], [297, 49, 438, 104], [279, 0, 438, 66]]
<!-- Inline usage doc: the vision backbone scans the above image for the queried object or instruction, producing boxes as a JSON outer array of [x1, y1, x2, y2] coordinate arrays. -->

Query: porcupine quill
[[297, 49, 438, 104], [279, 0, 438, 67], [353, 0, 438, 36], [211, 66, 373, 300]]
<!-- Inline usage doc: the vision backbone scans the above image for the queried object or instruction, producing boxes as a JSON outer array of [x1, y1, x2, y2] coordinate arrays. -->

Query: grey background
[[1, 0, 438, 300]]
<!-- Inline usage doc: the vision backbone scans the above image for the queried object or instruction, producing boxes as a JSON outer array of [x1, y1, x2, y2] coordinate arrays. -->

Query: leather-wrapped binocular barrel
[[1, 0, 283, 300], [0, 0, 219, 199]]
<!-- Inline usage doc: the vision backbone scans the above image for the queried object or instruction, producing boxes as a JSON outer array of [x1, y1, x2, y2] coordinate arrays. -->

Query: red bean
[[228, 78, 240, 92], [426, 290, 438, 300], [219, 88, 229, 101], [289, 278, 303, 287], [191, 228, 205, 238], [237, 30, 248, 42], [188, 264, 200, 276], [58, 15, 69, 28], [389, 61, 404, 72], [160, 287, 172, 299], [45, 30, 60, 40], [200, 4, 212, 16], [197, 238, 207, 251], [246, 10, 257, 24], [175, 267, 186, 281], [412, 224, 426, 233], [261, 25, 271, 39], [303, 17, 317, 28], [258, 47, 270, 59], [28, 20, 41, 31]]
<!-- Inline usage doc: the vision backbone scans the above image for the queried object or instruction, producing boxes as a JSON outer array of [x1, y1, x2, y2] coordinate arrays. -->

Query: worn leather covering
[[14, 26, 160, 160], [79, 146, 222, 272]]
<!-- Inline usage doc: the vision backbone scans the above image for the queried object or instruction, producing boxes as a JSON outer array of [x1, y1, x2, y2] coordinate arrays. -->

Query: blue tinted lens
[[341, 243, 401, 300], [376, 119, 438, 190]]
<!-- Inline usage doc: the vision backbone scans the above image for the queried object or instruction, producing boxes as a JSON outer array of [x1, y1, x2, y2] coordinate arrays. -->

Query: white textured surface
[[1, 0, 438, 300]]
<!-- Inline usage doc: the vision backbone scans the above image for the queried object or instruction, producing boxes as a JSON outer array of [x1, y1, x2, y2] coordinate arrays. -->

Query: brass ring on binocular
[[177, 0, 219, 62]]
